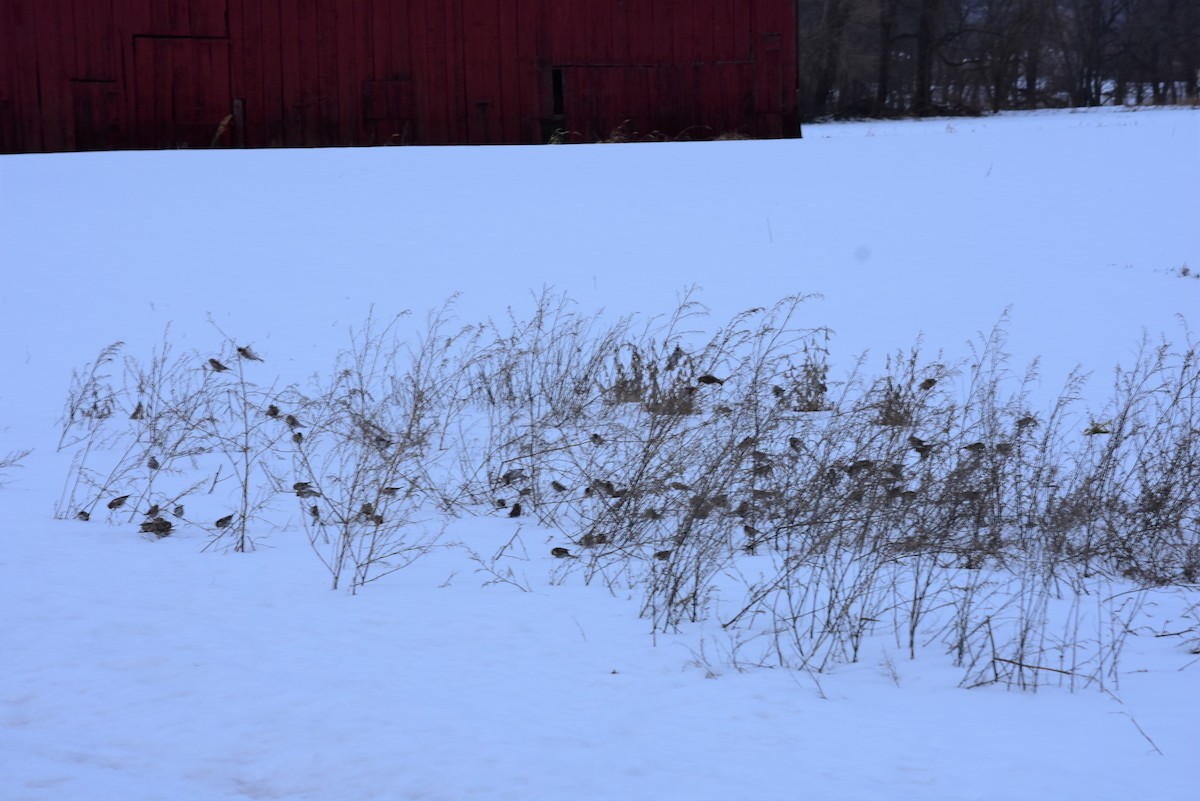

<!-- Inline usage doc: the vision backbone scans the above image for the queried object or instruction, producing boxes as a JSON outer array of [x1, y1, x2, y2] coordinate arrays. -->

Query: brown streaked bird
[[173, 505, 185, 518], [130, 401, 145, 420], [215, 514, 234, 528], [266, 404, 280, 418], [145, 504, 160, 518], [77, 510, 91, 521], [107, 495, 131, 510], [147, 455, 160, 470], [285, 414, 301, 429], [508, 502, 522, 518], [551, 547, 576, 559], [237, 345, 264, 362], [653, 550, 672, 560], [697, 374, 725, 385], [292, 432, 304, 444], [919, 378, 937, 391], [208, 358, 230, 372], [140, 518, 172, 537]]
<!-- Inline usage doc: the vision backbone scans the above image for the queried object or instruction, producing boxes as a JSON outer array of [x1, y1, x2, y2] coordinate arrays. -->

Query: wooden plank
[[625, 0, 653, 65], [443, 0, 467, 143], [133, 37, 168, 147], [513, 0, 540, 142], [462, 0, 485, 142], [258, 0, 284, 145], [296, 0, 320, 145], [69, 81, 120, 150], [315, 0, 339, 145], [190, 0, 229, 36], [607, 0, 628, 64], [277, 0, 303, 145], [1, 0, 41, 151], [154, 38, 232, 147], [496, 0, 521, 141], [72, 0, 118, 80], [409, 0, 439, 142], [667, 0, 690, 66], [731, 0, 751, 62], [150, 0, 185, 35], [545, 0, 569, 63], [231, 0, 267, 146], [33, 0, 73, 150], [335, 0, 360, 145]]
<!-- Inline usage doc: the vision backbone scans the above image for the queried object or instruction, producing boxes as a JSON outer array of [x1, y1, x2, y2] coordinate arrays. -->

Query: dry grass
[[56, 291, 1199, 687]]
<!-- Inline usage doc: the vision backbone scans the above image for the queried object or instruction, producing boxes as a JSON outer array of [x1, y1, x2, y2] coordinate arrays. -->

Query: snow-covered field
[[1, 106, 1198, 800]]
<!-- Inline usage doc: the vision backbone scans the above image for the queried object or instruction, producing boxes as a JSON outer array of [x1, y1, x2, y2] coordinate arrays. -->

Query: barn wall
[[0, 0, 799, 152]]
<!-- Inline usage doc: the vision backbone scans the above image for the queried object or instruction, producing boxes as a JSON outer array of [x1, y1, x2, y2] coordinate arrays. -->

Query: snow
[[1, 106, 1198, 800]]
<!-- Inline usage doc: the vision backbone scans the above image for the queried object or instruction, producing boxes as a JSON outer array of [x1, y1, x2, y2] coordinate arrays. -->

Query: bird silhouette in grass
[[236, 346, 264, 362]]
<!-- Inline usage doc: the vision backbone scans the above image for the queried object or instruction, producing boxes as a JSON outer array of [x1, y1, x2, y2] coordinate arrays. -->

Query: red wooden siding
[[0, 0, 800, 153]]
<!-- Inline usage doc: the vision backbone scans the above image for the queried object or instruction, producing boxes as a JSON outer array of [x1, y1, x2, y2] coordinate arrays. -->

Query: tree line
[[797, 0, 1200, 118]]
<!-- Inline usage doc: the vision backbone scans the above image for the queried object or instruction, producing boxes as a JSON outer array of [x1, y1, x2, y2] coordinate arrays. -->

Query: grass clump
[[57, 290, 1199, 689]]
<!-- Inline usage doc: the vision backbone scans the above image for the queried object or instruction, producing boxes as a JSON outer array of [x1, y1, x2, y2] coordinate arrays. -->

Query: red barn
[[0, 0, 800, 152]]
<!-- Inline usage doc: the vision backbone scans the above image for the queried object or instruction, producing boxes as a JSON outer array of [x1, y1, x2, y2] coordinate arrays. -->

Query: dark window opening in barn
[[551, 69, 565, 118]]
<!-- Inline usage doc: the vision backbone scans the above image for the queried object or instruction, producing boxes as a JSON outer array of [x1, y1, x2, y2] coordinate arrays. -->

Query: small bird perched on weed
[[551, 547, 576, 559], [236, 345, 264, 362], [697, 374, 725, 386], [107, 495, 131, 510], [215, 514, 234, 528], [208, 358, 230, 372]]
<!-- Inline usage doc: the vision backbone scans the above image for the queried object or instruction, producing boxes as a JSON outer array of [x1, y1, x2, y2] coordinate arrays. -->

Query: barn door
[[133, 37, 233, 149]]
